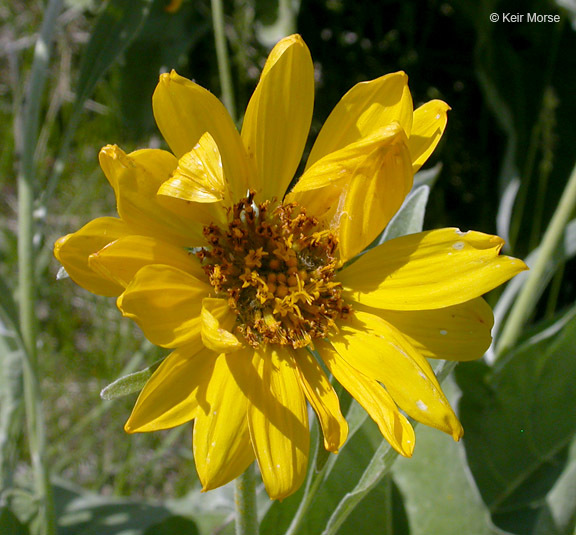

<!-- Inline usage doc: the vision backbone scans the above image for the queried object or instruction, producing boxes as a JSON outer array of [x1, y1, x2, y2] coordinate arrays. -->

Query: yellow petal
[[201, 298, 243, 353], [241, 34, 314, 201], [339, 228, 528, 310], [305, 71, 413, 169], [408, 100, 450, 172], [292, 129, 401, 194], [54, 217, 129, 296], [318, 340, 415, 457], [336, 128, 412, 260], [152, 70, 252, 199], [289, 125, 413, 261], [158, 131, 231, 204], [331, 311, 463, 440], [125, 343, 216, 433], [89, 235, 204, 288], [117, 265, 210, 348], [230, 347, 309, 500], [131, 145, 225, 231], [193, 351, 255, 491], [292, 348, 348, 452], [364, 298, 494, 361], [99, 145, 211, 245]]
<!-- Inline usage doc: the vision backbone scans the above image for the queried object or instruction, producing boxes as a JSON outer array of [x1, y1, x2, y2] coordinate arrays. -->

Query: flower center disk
[[198, 193, 351, 349]]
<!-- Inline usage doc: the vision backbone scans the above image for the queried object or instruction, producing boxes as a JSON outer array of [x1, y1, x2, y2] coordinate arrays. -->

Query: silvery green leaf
[[377, 185, 430, 244], [100, 358, 164, 400], [0, 333, 23, 489], [56, 266, 69, 280], [496, 177, 520, 248], [413, 162, 442, 189]]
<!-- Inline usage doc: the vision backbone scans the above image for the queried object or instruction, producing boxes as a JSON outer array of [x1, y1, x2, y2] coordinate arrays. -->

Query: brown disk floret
[[197, 192, 352, 349]]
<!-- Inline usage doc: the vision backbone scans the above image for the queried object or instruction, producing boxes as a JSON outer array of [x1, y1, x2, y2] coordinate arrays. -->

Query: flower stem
[[16, 0, 62, 533], [211, 0, 236, 120], [496, 159, 576, 356], [235, 463, 258, 535]]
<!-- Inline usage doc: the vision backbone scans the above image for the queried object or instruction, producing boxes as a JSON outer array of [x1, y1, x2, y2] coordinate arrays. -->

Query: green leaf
[[533, 438, 576, 535], [379, 185, 430, 243], [100, 358, 163, 400], [4, 488, 37, 530], [392, 377, 497, 535], [144, 515, 199, 535], [456, 306, 576, 534], [119, 0, 207, 138], [0, 326, 24, 489], [0, 507, 30, 535], [496, 177, 520, 247], [76, 0, 153, 106], [166, 486, 236, 535], [42, 0, 153, 202], [54, 484, 192, 535], [0, 273, 20, 339]]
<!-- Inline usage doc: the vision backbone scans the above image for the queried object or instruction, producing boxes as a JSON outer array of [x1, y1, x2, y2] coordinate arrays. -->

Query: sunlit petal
[[330, 311, 463, 440], [158, 131, 231, 205], [241, 35, 314, 200], [89, 234, 205, 288], [99, 145, 213, 245], [201, 298, 243, 353], [117, 265, 211, 348], [229, 347, 309, 500], [125, 343, 216, 432], [289, 125, 412, 250], [318, 340, 415, 457], [193, 351, 255, 490], [54, 217, 130, 296], [363, 298, 494, 361], [289, 124, 413, 260], [408, 99, 450, 172], [292, 348, 348, 452], [339, 228, 528, 310], [153, 70, 252, 199], [305, 71, 413, 168]]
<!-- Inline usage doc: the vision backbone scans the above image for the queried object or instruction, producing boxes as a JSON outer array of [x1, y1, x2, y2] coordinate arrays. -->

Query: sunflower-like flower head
[[54, 35, 527, 499]]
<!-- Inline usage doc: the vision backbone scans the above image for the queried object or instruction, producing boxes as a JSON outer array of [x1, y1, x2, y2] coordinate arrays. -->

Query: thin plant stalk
[[211, 0, 236, 120], [16, 0, 63, 533], [235, 463, 258, 535], [496, 159, 576, 356]]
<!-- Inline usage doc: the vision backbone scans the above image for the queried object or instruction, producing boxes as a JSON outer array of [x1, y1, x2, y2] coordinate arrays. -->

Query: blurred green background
[[1, 0, 575, 533]]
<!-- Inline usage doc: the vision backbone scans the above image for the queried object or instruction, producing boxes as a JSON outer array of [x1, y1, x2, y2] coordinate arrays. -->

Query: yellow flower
[[54, 35, 527, 500]]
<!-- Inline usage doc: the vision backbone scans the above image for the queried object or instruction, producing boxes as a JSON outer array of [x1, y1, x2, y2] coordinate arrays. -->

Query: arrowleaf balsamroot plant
[[54, 34, 527, 500]]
